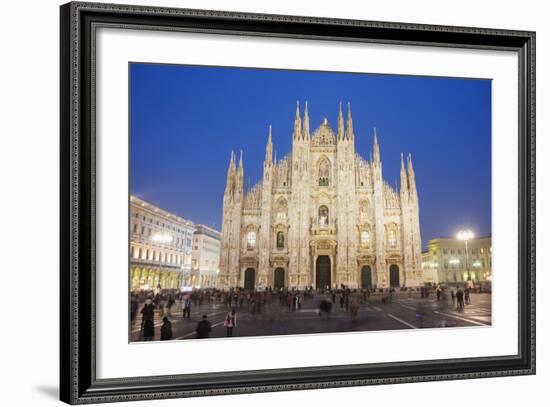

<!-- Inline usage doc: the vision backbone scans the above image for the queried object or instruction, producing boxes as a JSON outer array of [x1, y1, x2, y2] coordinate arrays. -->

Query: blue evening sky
[[130, 63, 491, 247]]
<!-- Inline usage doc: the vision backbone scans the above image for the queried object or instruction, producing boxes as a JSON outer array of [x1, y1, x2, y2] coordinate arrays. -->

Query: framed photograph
[[60, 1, 535, 404]]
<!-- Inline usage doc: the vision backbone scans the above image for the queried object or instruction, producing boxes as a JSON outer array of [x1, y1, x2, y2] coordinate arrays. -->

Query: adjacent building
[[422, 236, 492, 286], [191, 225, 222, 288], [129, 196, 195, 292], [219, 102, 424, 290]]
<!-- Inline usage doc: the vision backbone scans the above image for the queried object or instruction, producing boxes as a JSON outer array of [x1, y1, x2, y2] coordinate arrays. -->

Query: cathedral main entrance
[[244, 268, 255, 290], [274, 268, 285, 289], [361, 266, 372, 289], [316, 256, 331, 289], [389, 264, 400, 287]]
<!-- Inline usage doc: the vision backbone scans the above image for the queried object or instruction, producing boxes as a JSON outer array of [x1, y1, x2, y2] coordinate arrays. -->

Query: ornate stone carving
[[219, 103, 423, 289]]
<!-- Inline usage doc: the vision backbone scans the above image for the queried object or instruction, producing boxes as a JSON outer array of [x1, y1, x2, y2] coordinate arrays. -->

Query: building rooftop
[[130, 195, 195, 227], [194, 224, 221, 240]]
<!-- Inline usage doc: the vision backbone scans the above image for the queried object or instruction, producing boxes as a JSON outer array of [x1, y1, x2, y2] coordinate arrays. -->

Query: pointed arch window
[[276, 231, 285, 249], [247, 231, 257, 250], [318, 206, 329, 226], [388, 228, 398, 248], [276, 198, 288, 221], [318, 157, 331, 186], [360, 230, 370, 248]]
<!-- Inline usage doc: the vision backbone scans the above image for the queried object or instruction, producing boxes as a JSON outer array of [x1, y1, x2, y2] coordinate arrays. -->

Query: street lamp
[[151, 232, 173, 293], [456, 229, 474, 284]]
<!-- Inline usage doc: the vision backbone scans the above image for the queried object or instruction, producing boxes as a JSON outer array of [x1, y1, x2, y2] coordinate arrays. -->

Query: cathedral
[[218, 102, 423, 290]]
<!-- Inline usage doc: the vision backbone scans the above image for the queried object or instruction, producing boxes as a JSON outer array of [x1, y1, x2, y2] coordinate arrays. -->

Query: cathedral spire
[[265, 125, 273, 166], [227, 150, 236, 175], [337, 101, 344, 140], [407, 153, 417, 193], [303, 101, 310, 140], [238, 149, 243, 177], [225, 151, 236, 196], [373, 127, 381, 164], [400, 152, 408, 194], [293, 100, 302, 140], [346, 101, 354, 140]]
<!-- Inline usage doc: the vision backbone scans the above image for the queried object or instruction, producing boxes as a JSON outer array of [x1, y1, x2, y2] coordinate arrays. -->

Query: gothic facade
[[218, 102, 423, 290]]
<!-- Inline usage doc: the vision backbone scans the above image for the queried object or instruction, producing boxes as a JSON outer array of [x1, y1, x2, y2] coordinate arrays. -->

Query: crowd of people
[[131, 283, 481, 341], [434, 284, 472, 311]]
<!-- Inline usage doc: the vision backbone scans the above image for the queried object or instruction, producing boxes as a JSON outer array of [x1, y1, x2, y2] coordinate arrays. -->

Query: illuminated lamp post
[[456, 229, 474, 284]]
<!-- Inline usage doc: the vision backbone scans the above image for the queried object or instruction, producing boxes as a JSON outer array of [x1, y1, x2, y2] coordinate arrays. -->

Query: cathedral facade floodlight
[[219, 102, 423, 290]]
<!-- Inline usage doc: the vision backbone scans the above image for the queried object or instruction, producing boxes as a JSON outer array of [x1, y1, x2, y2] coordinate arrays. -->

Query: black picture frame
[[60, 2, 536, 404]]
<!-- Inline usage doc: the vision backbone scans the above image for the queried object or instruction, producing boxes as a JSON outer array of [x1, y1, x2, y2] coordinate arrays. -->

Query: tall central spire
[[293, 101, 302, 140], [373, 127, 381, 164], [400, 152, 408, 193], [226, 150, 235, 179], [346, 102, 354, 141], [238, 149, 243, 175], [337, 101, 344, 140], [264, 125, 273, 166], [407, 153, 416, 193], [303, 101, 310, 140]]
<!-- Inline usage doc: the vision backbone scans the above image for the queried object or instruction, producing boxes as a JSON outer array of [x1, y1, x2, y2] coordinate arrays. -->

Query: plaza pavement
[[130, 292, 491, 342]]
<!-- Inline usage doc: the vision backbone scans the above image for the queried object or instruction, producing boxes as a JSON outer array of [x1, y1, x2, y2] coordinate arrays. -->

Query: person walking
[[224, 308, 237, 337], [160, 316, 173, 340], [141, 299, 155, 341], [464, 287, 471, 305], [182, 296, 191, 319], [195, 314, 212, 339], [456, 288, 465, 311], [451, 288, 456, 306]]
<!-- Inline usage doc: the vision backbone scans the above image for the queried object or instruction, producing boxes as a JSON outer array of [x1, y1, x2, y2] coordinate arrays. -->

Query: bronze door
[[274, 268, 285, 289], [361, 265, 372, 289], [316, 256, 331, 289], [389, 264, 400, 287], [244, 268, 255, 290]]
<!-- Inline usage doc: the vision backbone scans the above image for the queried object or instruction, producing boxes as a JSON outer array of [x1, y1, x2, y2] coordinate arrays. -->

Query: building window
[[388, 229, 397, 248], [318, 157, 330, 186], [318, 205, 329, 226], [276, 198, 288, 221], [247, 231, 257, 250], [276, 231, 285, 249], [360, 230, 370, 248]]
